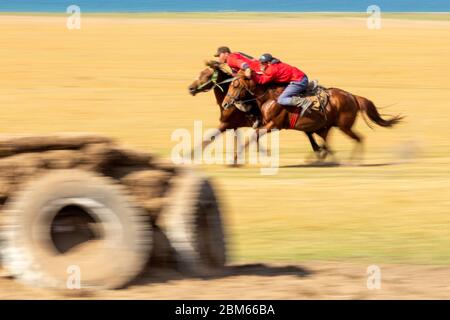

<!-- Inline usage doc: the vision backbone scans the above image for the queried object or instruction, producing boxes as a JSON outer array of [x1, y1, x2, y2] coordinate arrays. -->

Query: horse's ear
[[219, 63, 233, 75], [205, 60, 220, 69]]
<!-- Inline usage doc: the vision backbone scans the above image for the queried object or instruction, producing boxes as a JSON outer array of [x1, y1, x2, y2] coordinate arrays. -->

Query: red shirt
[[254, 61, 306, 84], [227, 52, 260, 73]]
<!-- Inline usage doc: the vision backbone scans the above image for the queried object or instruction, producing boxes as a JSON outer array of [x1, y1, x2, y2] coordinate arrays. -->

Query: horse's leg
[[315, 127, 337, 162], [305, 132, 322, 160], [230, 126, 265, 166], [338, 121, 364, 162], [237, 122, 274, 165], [248, 129, 264, 160], [192, 124, 226, 163], [343, 128, 364, 161], [255, 127, 270, 156], [336, 101, 365, 162], [233, 133, 244, 166]]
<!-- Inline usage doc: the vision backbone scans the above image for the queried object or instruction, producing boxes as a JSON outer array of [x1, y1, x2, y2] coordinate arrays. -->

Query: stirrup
[[300, 104, 312, 117], [292, 96, 311, 110]]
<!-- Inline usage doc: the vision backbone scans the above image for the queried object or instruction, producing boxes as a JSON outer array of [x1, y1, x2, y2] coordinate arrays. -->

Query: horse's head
[[188, 61, 231, 96], [222, 70, 255, 109]]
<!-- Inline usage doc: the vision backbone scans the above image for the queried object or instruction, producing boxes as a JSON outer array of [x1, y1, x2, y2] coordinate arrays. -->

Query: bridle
[[196, 70, 234, 93], [224, 77, 267, 107]]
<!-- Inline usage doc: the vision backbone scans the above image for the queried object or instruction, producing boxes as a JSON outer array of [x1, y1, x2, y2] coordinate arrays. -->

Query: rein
[[226, 77, 268, 105], [236, 92, 268, 104], [196, 71, 236, 93]]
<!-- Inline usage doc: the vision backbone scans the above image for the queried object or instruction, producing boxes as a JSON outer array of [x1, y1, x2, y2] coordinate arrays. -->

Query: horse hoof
[[318, 150, 328, 160]]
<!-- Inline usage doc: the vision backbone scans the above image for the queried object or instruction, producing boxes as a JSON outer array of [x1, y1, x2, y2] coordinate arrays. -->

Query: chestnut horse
[[222, 70, 403, 160], [188, 62, 257, 133], [188, 62, 261, 159], [188, 61, 325, 160]]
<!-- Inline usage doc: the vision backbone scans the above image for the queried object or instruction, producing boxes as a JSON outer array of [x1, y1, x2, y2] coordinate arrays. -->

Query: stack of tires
[[0, 134, 226, 290]]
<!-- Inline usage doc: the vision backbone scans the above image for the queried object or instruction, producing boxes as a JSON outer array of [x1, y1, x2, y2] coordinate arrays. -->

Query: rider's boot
[[291, 96, 313, 117]]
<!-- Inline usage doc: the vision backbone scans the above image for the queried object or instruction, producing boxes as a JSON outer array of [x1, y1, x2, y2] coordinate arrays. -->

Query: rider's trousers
[[277, 76, 309, 106]]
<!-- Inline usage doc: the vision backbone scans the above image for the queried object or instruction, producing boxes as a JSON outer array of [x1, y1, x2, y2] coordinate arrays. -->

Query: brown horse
[[188, 61, 260, 132], [188, 61, 326, 160], [222, 70, 403, 160], [188, 62, 259, 158]]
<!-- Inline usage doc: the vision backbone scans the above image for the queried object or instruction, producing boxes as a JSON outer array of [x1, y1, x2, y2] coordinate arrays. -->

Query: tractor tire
[[159, 168, 226, 272], [0, 169, 152, 290]]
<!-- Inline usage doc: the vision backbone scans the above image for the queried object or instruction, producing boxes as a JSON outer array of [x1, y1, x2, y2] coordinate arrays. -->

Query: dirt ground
[[1, 13, 450, 299], [2, 262, 450, 299]]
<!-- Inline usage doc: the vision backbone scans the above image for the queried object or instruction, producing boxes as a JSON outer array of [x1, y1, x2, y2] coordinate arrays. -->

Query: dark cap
[[214, 46, 231, 57], [259, 53, 273, 63]]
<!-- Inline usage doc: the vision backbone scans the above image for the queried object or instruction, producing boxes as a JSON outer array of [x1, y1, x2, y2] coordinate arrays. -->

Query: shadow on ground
[[280, 161, 403, 168], [132, 263, 312, 286]]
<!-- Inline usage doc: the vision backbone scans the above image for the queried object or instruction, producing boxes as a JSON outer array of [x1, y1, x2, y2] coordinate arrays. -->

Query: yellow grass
[[1, 13, 449, 264]]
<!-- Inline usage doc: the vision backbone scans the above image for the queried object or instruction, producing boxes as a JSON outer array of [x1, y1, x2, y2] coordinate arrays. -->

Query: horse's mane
[[205, 60, 233, 77], [217, 64, 233, 77], [264, 83, 286, 91], [258, 83, 286, 99]]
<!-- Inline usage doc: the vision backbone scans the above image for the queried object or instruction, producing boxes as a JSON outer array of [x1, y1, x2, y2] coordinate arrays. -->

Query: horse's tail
[[354, 95, 403, 128]]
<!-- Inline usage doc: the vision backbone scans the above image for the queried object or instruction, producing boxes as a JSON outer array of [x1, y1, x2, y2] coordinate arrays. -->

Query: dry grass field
[[0, 13, 450, 298]]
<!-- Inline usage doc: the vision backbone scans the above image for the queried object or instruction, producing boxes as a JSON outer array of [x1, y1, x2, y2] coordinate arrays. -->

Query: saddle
[[306, 80, 319, 93], [299, 80, 329, 114]]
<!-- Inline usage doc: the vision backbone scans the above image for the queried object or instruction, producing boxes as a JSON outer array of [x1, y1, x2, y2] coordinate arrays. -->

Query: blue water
[[0, 0, 449, 12]]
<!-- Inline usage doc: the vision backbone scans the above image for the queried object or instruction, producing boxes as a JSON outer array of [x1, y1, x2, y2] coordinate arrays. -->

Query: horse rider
[[254, 53, 312, 116], [214, 46, 262, 128], [214, 46, 260, 77]]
